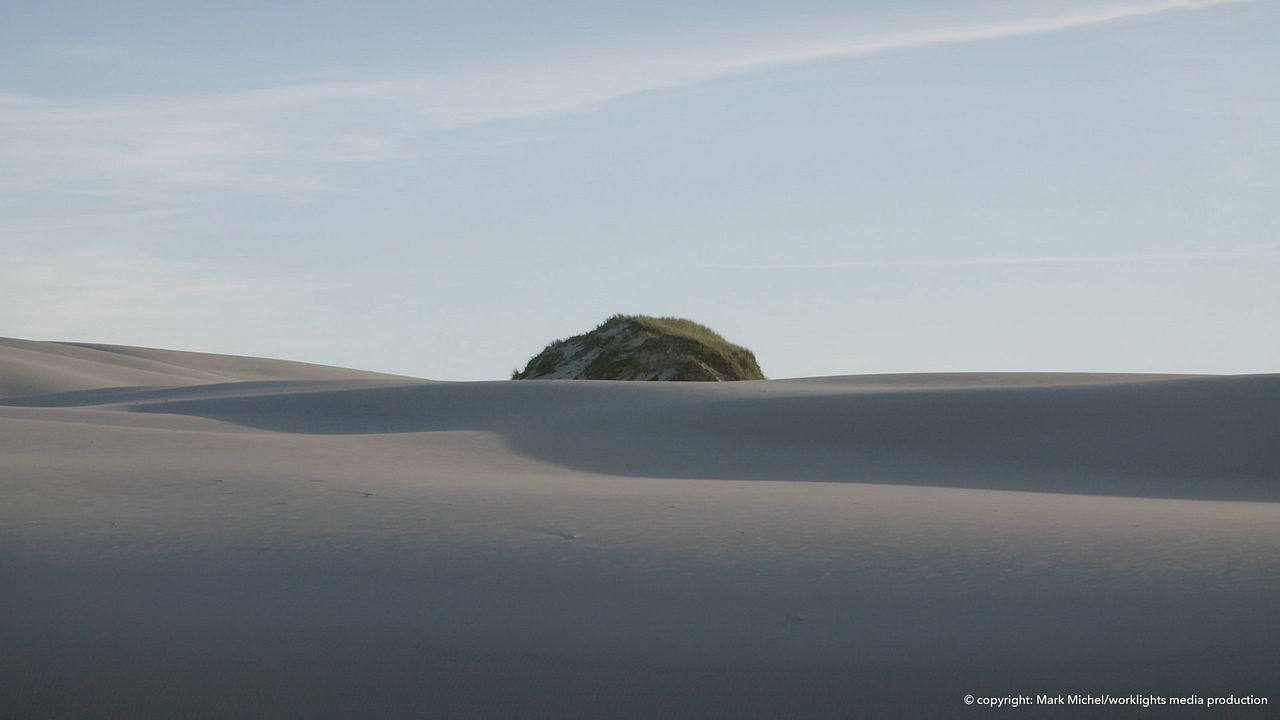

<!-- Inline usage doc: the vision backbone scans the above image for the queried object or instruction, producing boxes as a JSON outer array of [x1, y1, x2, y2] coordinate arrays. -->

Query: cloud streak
[[0, 0, 1253, 200], [701, 249, 1274, 271], [0, 242, 340, 353]]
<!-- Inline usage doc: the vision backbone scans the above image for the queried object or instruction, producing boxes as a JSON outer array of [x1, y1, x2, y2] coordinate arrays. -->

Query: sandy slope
[[0, 337, 410, 397], [1, 340, 1277, 718]]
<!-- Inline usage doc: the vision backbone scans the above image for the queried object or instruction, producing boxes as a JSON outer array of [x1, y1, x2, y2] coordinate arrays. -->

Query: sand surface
[[2, 338, 1277, 717]]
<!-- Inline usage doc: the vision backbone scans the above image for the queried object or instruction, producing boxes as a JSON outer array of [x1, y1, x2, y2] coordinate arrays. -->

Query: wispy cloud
[[0, 241, 340, 352], [41, 43, 135, 62], [0, 207, 188, 236], [0, 0, 1252, 200], [702, 249, 1274, 270], [0, 201, 345, 356]]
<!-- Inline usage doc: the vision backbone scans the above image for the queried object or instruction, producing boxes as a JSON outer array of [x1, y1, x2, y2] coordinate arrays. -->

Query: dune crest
[[0, 337, 415, 397]]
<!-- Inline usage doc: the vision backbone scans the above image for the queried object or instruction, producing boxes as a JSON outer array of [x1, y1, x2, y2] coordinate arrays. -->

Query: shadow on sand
[[15, 374, 1260, 501]]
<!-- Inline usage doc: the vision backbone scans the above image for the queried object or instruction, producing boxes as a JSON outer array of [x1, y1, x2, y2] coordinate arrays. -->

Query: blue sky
[[3, 0, 1277, 379]]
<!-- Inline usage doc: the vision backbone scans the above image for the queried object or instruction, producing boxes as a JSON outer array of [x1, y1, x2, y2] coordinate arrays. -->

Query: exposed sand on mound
[[2, 340, 1277, 718]]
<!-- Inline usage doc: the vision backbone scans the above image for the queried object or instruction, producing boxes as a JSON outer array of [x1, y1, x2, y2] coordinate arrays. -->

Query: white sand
[[2, 338, 1277, 717]]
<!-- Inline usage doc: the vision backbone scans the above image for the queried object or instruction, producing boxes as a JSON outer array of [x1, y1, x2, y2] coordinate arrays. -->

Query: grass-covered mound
[[512, 314, 765, 381]]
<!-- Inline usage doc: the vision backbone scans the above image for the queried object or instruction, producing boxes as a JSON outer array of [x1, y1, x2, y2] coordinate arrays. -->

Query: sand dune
[[0, 337, 410, 397], [2, 339, 1277, 717]]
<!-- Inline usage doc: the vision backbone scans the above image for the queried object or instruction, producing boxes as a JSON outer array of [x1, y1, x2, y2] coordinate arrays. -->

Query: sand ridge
[[0, 337, 413, 398]]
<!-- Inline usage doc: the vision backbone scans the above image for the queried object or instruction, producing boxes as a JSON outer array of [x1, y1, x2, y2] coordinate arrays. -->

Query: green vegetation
[[512, 314, 765, 381], [606, 314, 764, 380]]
